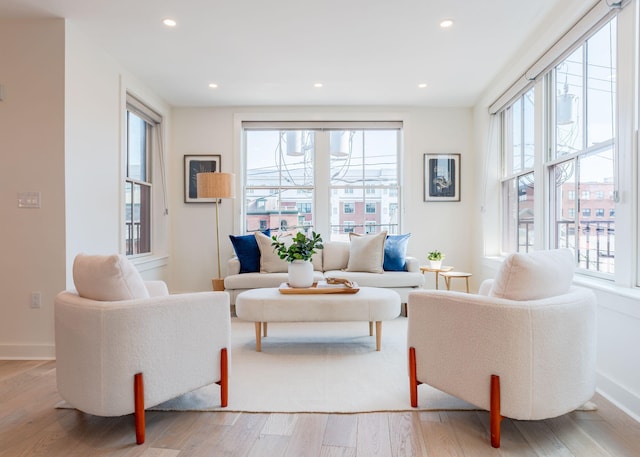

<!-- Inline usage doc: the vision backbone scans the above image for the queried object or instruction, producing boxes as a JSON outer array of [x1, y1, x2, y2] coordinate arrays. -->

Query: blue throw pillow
[[229, 230, 270, 273], [383, 233, 411, 271]]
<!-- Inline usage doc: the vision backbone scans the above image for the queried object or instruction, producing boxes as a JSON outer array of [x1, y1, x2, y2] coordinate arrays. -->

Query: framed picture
[[424, 153, 460, 202], [184, 154, 222, 203]]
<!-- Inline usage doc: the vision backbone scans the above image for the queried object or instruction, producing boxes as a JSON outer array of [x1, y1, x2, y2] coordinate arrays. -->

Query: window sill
[[128, 254, 169, 272]]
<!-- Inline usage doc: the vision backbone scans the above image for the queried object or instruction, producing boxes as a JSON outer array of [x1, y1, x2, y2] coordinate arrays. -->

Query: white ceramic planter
[[288, 260, 314, 288], [429, 260, 442, 269]]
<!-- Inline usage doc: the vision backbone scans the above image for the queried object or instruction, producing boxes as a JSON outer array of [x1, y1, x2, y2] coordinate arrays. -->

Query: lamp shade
[[197, 172, 236, 199]]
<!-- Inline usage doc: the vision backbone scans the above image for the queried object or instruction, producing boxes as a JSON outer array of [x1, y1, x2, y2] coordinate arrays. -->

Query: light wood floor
[[1, 360, 639, 456]]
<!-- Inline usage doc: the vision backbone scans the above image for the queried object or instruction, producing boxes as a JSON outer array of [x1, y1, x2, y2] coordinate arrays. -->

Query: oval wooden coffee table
[[235, 286, 401, 352]]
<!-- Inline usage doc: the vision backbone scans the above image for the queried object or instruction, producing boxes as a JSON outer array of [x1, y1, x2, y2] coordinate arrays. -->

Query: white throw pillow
[[489, 248, 575, 301], [73, 253, 150, 301], [322, 242, 350, 271], [345, 231, 387, 273], [255, 231, 289, 273]]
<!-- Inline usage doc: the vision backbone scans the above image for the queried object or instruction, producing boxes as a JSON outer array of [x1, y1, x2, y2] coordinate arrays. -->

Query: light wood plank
[[356, 413, 392, 457], [283, 414, 328, 457], [419, 411, 463, 457], [322, 414, 357, 448], [260, 413, 298, 436], [513, 420, 573, 456], [388, 412, 428, 457]]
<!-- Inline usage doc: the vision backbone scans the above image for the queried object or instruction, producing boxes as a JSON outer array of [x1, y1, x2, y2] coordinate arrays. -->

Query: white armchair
[[55, 254, 231, 445], [407, 249, 597, 447]]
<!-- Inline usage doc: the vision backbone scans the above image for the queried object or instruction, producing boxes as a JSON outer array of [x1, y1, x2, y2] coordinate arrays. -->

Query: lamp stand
[[212, 199, 225, 291]]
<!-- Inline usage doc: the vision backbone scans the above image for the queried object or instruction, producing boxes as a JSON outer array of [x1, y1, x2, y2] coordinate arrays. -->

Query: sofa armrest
[[227, 257, 241, 275], [405, 256, 420, 272]]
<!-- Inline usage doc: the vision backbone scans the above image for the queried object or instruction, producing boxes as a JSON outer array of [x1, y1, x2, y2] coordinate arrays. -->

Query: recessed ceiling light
[[439, 19, 454, 28], [313, 83, 323, 88], [208, 83, 218, 89], [162, 18, 177, 27], [418, 83, 428, 89]]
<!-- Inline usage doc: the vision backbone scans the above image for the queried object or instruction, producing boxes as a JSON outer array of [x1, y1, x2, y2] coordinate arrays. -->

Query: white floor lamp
[[197, 171, 236, 291]]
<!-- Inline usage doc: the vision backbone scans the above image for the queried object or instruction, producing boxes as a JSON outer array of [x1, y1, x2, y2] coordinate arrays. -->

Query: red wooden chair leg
[[409, 347, 422, 407], [134, 372, 145, 445], [216, 348, 229, 407], [490, 374, 502, 448]]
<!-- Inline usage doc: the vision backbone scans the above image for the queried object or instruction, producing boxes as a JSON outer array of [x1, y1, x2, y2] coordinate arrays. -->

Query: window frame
[[241, 122, 402, 240], [124, 95, 160, 257]]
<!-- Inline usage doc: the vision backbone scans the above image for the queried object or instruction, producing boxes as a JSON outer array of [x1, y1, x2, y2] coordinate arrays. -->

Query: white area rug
[[153, 317, 480, 413]]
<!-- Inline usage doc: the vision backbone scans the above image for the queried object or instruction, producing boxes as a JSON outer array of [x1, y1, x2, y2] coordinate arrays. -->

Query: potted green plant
[[427, 250, 444, 269], [272, 231, 323, 287]]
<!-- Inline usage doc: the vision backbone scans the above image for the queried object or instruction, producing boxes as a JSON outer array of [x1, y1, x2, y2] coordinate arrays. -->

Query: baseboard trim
[[597, 372, 640, 423], [0, 343, 55, 360]]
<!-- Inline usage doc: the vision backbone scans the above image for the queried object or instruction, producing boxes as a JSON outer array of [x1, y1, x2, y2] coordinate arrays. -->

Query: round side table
[[439, 271, 472, 293], [419, 265, 454, 290]]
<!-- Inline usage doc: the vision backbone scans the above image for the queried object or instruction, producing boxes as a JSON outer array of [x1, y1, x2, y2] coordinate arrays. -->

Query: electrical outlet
[[31, 292, 41, 309]]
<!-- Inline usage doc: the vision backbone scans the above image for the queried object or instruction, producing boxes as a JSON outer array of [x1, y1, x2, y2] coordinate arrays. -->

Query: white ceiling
[[0, 0, 565, 107]]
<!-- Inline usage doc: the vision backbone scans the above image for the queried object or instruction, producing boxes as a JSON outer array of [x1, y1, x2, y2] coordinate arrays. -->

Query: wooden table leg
[[375, 321, 382, 351], [465, 277, 470, 293], [263, 322, 268, 337], [434, 271, 439, 290], [369, 321, 373, 336], [254, 322, 262, 352]]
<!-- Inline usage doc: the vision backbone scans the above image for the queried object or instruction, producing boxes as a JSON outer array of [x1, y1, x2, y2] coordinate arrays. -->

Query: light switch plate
[[18, 191, 41, 208]]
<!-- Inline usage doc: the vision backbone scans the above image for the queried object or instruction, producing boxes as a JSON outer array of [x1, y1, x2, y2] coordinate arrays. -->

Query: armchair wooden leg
[[409, 347, 422, 407], [134, 373, 145, 445], [216, 348, 229, 407], [490, 374, 502, 448]]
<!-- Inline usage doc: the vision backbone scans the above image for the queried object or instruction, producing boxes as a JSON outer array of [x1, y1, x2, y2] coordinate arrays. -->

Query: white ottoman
[[235, 286, 401, 351]]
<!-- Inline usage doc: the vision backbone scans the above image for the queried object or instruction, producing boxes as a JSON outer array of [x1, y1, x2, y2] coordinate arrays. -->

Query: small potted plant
[[272, 231, 323, 287], [427, 250, 444, 269]]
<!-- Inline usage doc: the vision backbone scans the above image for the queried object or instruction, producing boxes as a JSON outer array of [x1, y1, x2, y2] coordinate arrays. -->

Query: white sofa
[[407, 249, 597, 447], [55, 254, 231, 445], [224, 240, 424, 305]]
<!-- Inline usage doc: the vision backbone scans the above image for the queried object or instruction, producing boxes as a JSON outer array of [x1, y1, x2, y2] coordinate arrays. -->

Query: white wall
[[0, 19, 66, 359], [472, 0, 640, 421], [0, 19, 171, 359], [170, 106, 474, 292], [65, 22, 171, 287]]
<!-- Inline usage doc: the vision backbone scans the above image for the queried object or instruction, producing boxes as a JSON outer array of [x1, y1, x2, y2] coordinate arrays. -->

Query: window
[[243, 123, 401, 240], [298, 203, 312, 214], [596, 208, 605, 217], [501, 88, 535, 253], [550, 19, 616, 275], [124, 96, 162, 256], [568, 190, 576, 200]]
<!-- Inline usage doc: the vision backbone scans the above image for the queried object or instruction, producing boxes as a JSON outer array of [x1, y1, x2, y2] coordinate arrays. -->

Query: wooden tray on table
[[278, 281, 360, 294]]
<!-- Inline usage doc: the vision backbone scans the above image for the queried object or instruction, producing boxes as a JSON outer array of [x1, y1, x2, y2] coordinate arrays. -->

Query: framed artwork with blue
[[184, 154, 221, 203], [424, 153, 460, 202]]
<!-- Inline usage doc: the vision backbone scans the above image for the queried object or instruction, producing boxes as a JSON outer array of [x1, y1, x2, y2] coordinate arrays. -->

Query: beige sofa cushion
[[255, 231, 289, 273], [346, 232, 387, 273], [322, 242, 350, 271], [73, 253, 149, 301]]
